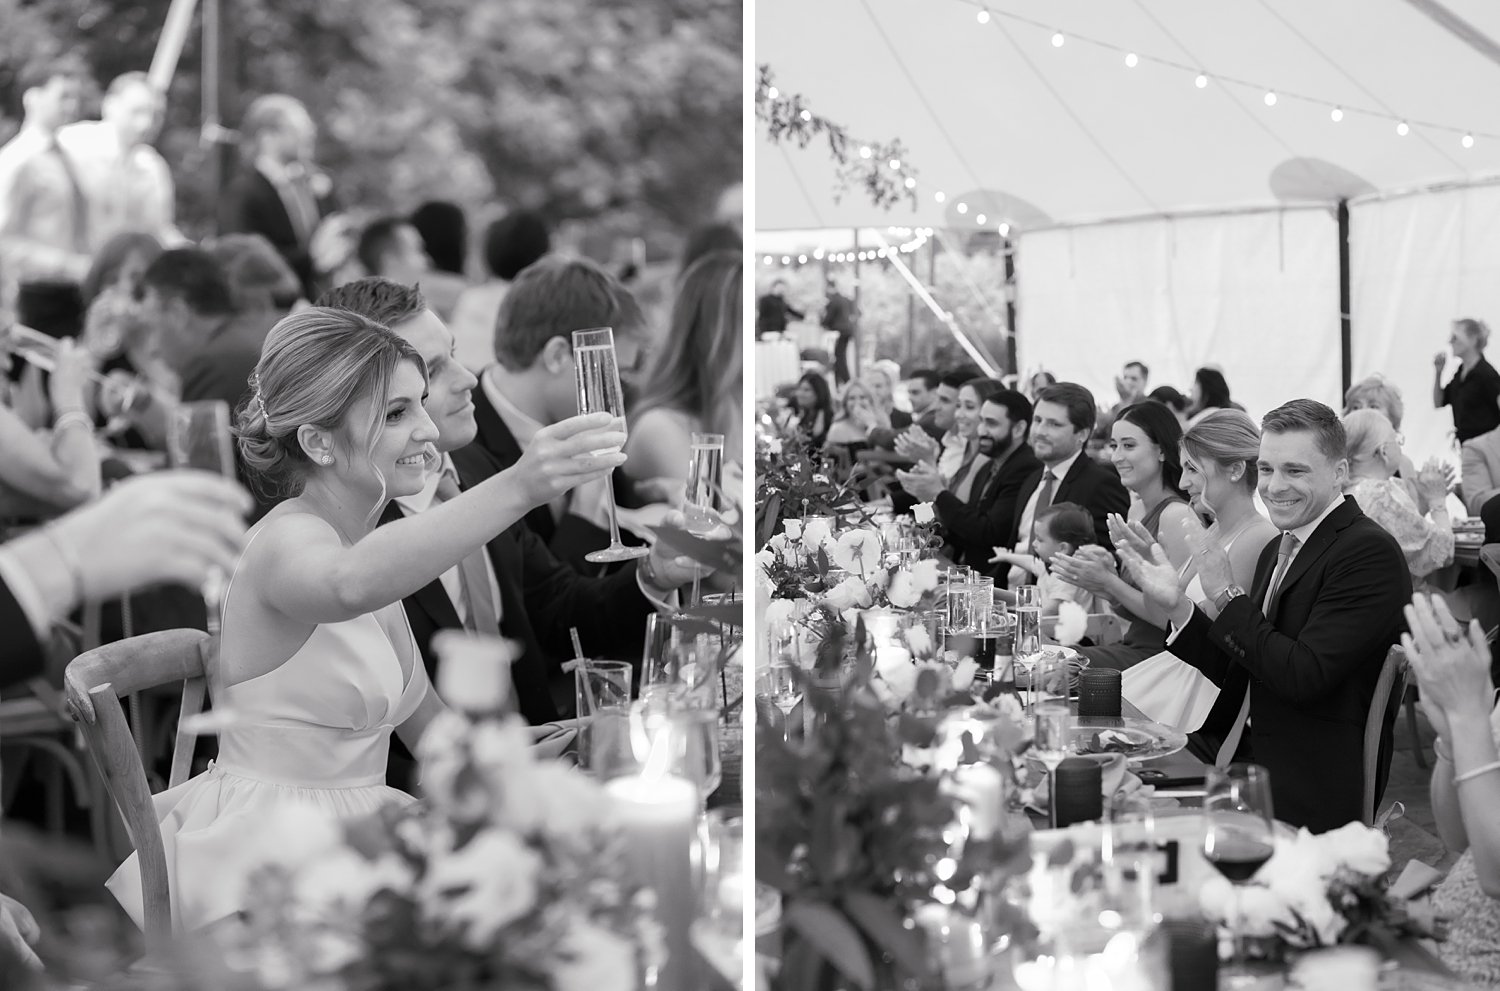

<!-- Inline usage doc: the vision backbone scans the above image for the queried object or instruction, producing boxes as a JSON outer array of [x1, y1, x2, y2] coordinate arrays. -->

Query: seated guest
[[1402, 593, 1500, 986], [357, 216, 431, 288], [991, 502, 1103, 615], [1344, 374, 1427, 497], [825, 379, 886, 465], [0, 338, 100, 515], [1435, 318, 1500, 444], [870, 360, 912, 417], [905, 368, 942, 439], [1008, 382, 1130, 570], [1117, 399, 1409, 832], [470, 255, 651, 568], [678, 223, 740, 273], [1342, 408, 1453, 591], [1090, 361, 1150, 460], [202, 232, 304, 317], [79, 231, 162, 370], [407, 200, 469, 319], [782, 372, 832, 449], [315, 278, 699, 734], [897, 383, 1034, 572], [449, 210, 550, 372], [1023, 369, 1056, 403], [1462, 425, 1500, 544], [1149, 385, 1190, 432], [1187, 366, 1234, 427], [625, 250, 742, 500], [2, 470, 249, 685], [894, 370, 969, 477]]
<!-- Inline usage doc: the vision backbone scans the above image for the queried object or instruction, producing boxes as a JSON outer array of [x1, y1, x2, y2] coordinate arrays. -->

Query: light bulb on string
[[767, 86, 779, 99], [1051, 31, 1065, 47], [999, 223, 1011, 236], [1264, 91, 1277, 107], [956, 202, 968, 214], [904, 177, 916, 189], [976, 213, 987, 225], [889, 158, 901, 170], [859, 146, 871, 159], [1331, 107, 1343, 123], [1396, 121, 1409, 136], [798, 254, 808, 264], [813, 247, 825, 260], [1195, 73, 1208, 88], [781, 256, 791, 265], [762, 256, 773, 265], [935, 191, 946, 203], [799, 110, 811, 122], [1125, 53, 1138, 68], [977, 8, 990, 23], [1464, 133, 1475, 149]]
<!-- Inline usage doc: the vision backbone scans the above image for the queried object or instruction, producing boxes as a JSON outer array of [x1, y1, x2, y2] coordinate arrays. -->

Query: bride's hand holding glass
[[509, 412, 627, 508]]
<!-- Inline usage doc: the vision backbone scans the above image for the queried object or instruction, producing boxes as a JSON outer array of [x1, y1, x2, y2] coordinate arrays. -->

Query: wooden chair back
[[64, 630, 213, 942], [1363, 645, 1407, 826]]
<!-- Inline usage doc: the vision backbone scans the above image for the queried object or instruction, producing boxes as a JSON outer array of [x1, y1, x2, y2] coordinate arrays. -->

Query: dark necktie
[[1216, 531, 1298, 766], [1029, 470, 1058, 544], [434, 469, 501, 637], [967, 459, 997, 506]]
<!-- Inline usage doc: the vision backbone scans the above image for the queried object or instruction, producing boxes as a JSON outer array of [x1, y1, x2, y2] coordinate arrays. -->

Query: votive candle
[[606, 774, 699, 991]]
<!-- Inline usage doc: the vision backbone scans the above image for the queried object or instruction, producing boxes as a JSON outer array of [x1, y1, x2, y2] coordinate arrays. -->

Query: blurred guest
[[825, 380, 885, 464], [822, 278, 858, 385], [1343, 408, 1453, 591], [872, 359, 911, 415], [408, 200, 468, 319], [0, 56, 93, 334], [906, 368, 938, 419], [1094, 360, 1149, 448], [449, 210, 550, 372], [755, 278, 803, 340], [0, 338, 100, 516], [1463, 426, 1500, 544], [1023, 369, 1056, 402], [1435, 318, 1500, 444], [625, 251, 741, 498], [1187, 367, 1234, 427], [357, 217, 431, 287], [864, 363, 912, 430], [679, 223, 739, 273], [1149, 385, 1191, 431], [59, 72, 178, 250], [1344, 374, 1428, 497], [221, 94, 329, 299], [79, 231, 161, 365], [894, 370, 968, 478], [475, 255, 649, 565], [202, 233, 303, 317], [783, 372, 832, 449]]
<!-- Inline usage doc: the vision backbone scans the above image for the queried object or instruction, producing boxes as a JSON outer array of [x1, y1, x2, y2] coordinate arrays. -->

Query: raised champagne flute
[[684, 431, 724, 605], [1202, 763, 1276, 986], [571, 327, 648, 563], [167, 400, 236, 635]]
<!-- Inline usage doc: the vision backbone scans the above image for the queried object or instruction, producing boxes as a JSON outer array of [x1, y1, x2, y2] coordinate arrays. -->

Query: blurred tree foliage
[[0, 0, 742, 248]]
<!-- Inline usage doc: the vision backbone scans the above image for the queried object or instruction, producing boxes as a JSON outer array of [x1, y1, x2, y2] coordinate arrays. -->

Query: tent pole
[[928, 237, 937, 365], [1338, 200, 1352, 396], [1003, 235, 1018, 380]]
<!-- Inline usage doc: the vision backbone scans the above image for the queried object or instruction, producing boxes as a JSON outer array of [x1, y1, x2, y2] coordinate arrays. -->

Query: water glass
[[575, 660, 633, 774], [699, 810, 744, 935]]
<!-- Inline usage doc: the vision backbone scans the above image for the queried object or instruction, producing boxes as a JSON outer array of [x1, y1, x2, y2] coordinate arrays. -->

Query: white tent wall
[[1015, 209, 1341, 427], [1350, 183, 1500, 470]]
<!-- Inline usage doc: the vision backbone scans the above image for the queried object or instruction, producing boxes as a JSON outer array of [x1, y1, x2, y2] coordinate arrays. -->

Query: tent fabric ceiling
[[757, 0, 1500, 232]]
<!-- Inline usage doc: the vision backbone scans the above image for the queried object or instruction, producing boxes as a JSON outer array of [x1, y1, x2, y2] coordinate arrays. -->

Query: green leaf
[[757, 492, 783, 550], [840, 892, 937, 981], [784, 901, 876, 991], [649, 524, 739, 572]]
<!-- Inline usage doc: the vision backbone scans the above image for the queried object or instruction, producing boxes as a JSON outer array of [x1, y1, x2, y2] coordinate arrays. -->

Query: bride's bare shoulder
[[243, 503, 344, 560]]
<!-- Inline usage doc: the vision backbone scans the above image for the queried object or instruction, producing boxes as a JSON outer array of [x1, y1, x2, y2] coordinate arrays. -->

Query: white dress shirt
[[393, 454, 502, 626], [56, 120, 180, 251]]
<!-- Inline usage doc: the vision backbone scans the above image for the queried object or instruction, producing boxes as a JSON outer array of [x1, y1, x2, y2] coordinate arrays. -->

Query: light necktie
[[47, 137, 89, 253], [434, 470, 501, 637], [1028, 470, 1059, 544], [1216, 532, 1298, 766]]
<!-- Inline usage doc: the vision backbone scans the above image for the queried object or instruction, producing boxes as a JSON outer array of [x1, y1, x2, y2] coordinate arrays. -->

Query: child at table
[[990, 502, 1105, 616]]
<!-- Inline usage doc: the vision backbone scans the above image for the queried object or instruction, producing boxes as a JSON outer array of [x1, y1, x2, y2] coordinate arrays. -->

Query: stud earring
[[320, 455, 334, 466]]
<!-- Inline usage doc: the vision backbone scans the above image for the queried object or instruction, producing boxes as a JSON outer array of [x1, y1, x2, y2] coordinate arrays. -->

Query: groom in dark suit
[[1128, 399, 1410, 832], [1005, 383, 1129, 585]]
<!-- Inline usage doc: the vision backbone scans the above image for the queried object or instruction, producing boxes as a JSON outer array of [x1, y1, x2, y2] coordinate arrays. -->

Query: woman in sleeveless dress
[[1050, 402, 1196, 672], [1403, 592, 1500, 987], [106, 308, 626, 931]]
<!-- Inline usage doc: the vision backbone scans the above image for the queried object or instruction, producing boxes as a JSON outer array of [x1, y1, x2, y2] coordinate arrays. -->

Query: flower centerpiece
[[1198, 821, 1438, 954], [754, 420, 861, 550]]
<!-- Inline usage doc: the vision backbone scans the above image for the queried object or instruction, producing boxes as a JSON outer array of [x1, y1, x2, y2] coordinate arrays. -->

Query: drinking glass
[[572, 327, 649, 563], [167, 400, 235, 636], [699, 810, 744, 936], [633, 690, 721, 809], [642, 612, 689, 694], [1032, 698, 1071, 828], [1014, 584, 1042, 660], [684, 432, 724, 607], [574, 660, 634, 774], [1105, 793, 1158, 928], [1202, 763, 1276, 986]]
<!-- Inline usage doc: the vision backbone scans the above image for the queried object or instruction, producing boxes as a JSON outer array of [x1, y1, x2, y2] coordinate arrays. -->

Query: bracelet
[[1453, 759, 1500, 787], [38, 525, 86, 607], [54, 410, 92, 434]]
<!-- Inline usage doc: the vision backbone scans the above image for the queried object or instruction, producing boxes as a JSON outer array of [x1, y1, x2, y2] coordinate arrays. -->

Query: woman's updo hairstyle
[[236, 306, 425, 501], [1181, 408, 1261, 492]]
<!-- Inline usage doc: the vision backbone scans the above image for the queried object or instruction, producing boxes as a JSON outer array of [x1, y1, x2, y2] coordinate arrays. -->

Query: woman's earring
[[320, 455, 334, 466]]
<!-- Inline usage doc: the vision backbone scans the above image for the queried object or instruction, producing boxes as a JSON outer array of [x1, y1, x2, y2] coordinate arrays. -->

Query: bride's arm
[[395, 680, 447, 753], [256, 414, 625, 624]]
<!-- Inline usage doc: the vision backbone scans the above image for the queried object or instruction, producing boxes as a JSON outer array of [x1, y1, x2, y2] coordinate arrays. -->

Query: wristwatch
[[1213, 584, 1247, 612]]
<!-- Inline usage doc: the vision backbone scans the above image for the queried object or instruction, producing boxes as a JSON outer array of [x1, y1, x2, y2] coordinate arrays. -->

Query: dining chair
[[63, 629, 214, 943], [1362, 645, 1408, 827]]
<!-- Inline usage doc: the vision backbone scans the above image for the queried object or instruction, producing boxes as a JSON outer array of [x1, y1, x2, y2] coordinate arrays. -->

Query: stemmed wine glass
[[571, 327, 648, 563], [167, 400, 236, 635], [1202, 763, 1276, 986], [683, 431, 724, 605], [1031, 655, 1071, 827]]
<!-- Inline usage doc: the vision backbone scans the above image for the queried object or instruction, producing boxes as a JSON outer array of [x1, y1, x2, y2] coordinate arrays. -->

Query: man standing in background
[[822, 277, 858, 385]]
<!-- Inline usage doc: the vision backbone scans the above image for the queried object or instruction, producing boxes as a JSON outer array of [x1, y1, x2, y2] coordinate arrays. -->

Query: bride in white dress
[[107, 307, 626, 930]]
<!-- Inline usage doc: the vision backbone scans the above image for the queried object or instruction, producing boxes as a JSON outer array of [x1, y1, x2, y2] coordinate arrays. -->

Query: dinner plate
[[1068, 716, 1188, 764]]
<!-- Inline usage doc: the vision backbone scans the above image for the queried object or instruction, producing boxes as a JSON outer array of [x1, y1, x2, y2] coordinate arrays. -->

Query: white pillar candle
[[606, 774, 699, 991]]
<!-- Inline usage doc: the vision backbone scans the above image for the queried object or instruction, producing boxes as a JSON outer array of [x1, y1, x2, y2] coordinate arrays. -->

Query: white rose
[[952, 657, 979, 692], [913, 502, 936, 525], [765, 437, 783, 455], [802, 518, 833, 547], [783, 518, 803, 540], [1053, 601, 1087, 647], [903, 624, 934, 657], [1200, 876, 1292, 938], [887, 569, 921, 608], [756, 548, 777, 572], [552, 920, 637, 991], [877, 654, 919, 699], [768, 532, 790, 553], [908, 559, 941, 595], [1313, 822, 1390, 877], [421, 829, 541, 948], [824, 576, 872, 611]]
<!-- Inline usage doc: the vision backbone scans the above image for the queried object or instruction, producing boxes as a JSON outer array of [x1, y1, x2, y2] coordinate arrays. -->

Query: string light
[[767, 86, 779, 99], [1125, 53, 1138, 68], [904, 176, 917, 189], [1264, 91, 1277, 107], [999, 222, 1011, 236], [1464, 133, 1475, 149], [934, 191, 946, 203], [889, 158, 901, 170], [976, 213, 987, 224], [799, 110, 812, 122], [798, 254, 808, 264], [859, 146, 872, 159], [956, 202, 968, 214], [762, 256, 773, 265], [1051, 31, 1065, 47], [1330, 107, 1343, 122], [1195, 73, 1208, 88], [976, 8, 989, 23], [1396, 120, 1409, 136], [781, 256, 791, 264], [813, 247, 825, 259]]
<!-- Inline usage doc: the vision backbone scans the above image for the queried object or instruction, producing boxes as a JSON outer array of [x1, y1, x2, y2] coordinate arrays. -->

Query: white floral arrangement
[[1198, 821, 1408, 949], [222, 712, 663, 991]]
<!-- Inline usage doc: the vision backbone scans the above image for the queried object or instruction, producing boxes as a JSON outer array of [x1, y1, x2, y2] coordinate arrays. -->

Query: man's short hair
[[938, 370, 969, 391], [141, 249, 234, 316], [1261, 399, 1347, 463], [104, 71, 153, 100], [984, 388, 1033, 435], [1125, 360, 1149, 379], [493, 255, 644, 371], [357, 217, 410, 276], [410, 201, 467, 276], [1036, 382, 1099, 434], [20, 55, 90, 94], [1036, 502, 1095, 549], [315, 277, 427, 329], [482, 211, 550, 282], [240, 94, 308, 145], [907, 368, 939, 390]]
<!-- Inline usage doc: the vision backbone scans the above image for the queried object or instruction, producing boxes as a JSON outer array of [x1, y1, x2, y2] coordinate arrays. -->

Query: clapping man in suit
[[315, 278, 699, 736], [898, 387, 1040, 573], [1118, 399, 1410, 832], [1007, 383, 1129, 585]]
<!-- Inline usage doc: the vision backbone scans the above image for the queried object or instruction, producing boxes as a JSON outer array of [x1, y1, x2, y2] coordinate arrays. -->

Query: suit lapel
[[1267, 496, 1355, 618], [1053, 453, 1091, 503]]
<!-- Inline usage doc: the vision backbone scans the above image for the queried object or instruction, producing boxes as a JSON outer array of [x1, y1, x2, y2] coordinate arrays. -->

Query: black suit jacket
[[1169, 496, 1410, 832], [934, 442, 1042, 571], [469, 384, 560, 546], [1, 575, 44, 689], [220, 166, 328, 300], [1006, 453, 1130, 553]]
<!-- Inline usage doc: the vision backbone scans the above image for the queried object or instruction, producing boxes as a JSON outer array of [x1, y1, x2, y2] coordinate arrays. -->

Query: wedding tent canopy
[[758, 0, 1500, 461]]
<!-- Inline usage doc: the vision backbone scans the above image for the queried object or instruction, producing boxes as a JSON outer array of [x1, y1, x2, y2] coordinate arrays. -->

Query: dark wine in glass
[[1204, 827, 1276, 882], [1202, 763, 1276, 987]]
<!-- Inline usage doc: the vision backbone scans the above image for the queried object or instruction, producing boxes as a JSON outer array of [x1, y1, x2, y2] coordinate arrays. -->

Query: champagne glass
[[1202, 763, 1276, 986], [571, 327, 648, 563], [1032, 692, 1071, 828], [167, 400, 235, 636], [684, 431, 724, 605]]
